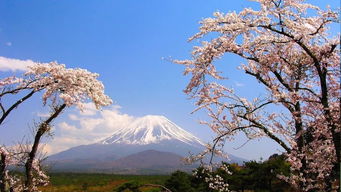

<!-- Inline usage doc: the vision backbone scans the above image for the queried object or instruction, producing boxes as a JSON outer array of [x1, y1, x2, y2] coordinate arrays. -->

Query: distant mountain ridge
[[47, 115, 247, 174]]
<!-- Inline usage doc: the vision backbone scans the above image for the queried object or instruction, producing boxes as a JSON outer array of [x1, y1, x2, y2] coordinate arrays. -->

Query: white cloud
[[5, 42, 12, 47], [59, 122, 78, 132], [41, 144, 53, 155], [234, 81, 244, 87], [45, 104, 135, 155], [0, 56, 38, 72]]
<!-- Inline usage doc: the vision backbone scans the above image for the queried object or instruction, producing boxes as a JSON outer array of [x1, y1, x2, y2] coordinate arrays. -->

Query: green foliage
[[166, 154, 293, 192], [164, 171, 195, 192], [41, 155, 292, 192], [48, 173, 168, 186], [116, 181, 141, 192], [41, 173, 169, 192], [220, 154, 291, 192], [235, 154, 291, 191], [189, 168, 212, 192], [164, 170, 213, 192]]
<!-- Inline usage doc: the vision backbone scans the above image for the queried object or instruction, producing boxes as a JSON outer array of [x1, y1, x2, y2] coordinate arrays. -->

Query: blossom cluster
[[0, 76, 23, 88], [1, 61, 113, 191], [25, 62, 112, 109], [176, 0, 340, 191], [0, 147, 25, 192], [193, 164, 231, 192]]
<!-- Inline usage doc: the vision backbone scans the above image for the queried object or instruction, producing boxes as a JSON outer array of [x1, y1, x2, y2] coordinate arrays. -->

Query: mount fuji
[[101, 115, 204, 147], [47, 115, 246, 174]]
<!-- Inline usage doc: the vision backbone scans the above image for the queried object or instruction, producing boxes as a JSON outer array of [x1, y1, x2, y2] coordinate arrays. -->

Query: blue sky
[[0, 0, 339, 160]]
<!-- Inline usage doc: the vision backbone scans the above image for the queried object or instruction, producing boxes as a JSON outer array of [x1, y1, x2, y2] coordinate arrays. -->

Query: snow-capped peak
[[101, 115, 204, 146]]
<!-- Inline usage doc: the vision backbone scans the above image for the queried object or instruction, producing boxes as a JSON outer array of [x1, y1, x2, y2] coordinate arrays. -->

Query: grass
[[40, 172, 170, 192]]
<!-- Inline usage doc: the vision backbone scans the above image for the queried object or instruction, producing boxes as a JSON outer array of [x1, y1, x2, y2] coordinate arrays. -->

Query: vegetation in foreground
[[163, 154, 293, 192], [40, 173, 169, 192], [40, 154, 293, 192]]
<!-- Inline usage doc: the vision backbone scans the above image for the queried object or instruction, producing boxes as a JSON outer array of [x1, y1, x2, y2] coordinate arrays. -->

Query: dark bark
[[0, 153, 6, 192], [262, 24, 339, 190], [318, 65, 340, 191], [24, 104, 66, 192]]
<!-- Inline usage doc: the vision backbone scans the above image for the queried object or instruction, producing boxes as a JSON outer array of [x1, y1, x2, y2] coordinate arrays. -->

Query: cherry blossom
[[1, 61, 112, 192], [25, 62, 112, 109], [176, 0, 340, 191]]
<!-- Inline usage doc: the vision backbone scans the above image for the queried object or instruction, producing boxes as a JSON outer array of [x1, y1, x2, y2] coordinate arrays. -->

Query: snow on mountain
[[100, 115, 205, 146], [47, 115, 248, 173]]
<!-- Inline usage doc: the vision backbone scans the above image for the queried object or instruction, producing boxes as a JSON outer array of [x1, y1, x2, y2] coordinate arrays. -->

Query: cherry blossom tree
[[175, 0, 340, 191], [0, 62, 112, 192]]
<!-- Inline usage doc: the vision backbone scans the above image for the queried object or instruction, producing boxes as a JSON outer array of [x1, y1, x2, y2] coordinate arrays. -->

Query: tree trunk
[[0, 153, 6, 192], [24, 104, 66, 192]]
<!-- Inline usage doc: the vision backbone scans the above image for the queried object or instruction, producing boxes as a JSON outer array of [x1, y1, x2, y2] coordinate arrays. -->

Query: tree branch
[[24, 104, 67, 192], [238, 115, 291, 152], [0, 90, 35, 126]]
